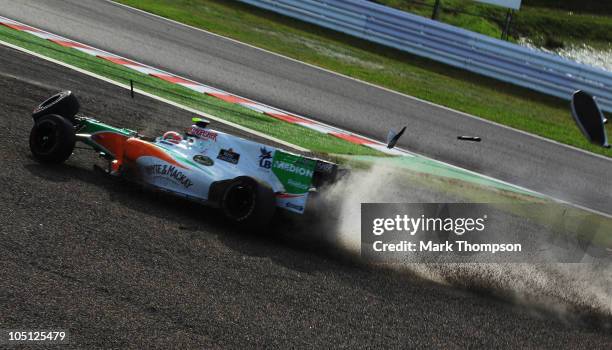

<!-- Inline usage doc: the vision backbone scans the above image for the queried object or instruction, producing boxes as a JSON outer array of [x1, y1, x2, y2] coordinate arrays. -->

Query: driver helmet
[[162, 131, 183, 144]]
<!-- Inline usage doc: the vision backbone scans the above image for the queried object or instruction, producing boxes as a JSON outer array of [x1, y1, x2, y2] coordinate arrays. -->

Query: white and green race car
[[28, 91, 342, 226]]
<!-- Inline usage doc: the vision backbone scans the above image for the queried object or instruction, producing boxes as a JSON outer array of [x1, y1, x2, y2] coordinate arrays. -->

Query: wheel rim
[[225, 183, 255, 220], [33, 121, 58, 154]]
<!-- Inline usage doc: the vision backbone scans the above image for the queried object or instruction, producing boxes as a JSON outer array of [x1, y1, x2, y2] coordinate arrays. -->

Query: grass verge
[[114, 0, 612, 158], [0, 25, 382, 156], [377, 0, 612, 47]]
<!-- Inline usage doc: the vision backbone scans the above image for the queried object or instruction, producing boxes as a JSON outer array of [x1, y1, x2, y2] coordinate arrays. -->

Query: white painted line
[[0, 18, 20, 25], [124, 65, 163, 75], [0, 39, 309, 153], [366, 143, 410, 156], [74, 47, 105, 57], [238, 102, 281, 114], [108, 0, 612, 163], [178, 83, 222, 94], [301, 123, 336, 134], [24, 31, 63, 40]]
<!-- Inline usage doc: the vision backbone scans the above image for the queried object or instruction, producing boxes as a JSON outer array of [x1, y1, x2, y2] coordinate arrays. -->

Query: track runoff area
[[1, 8, 612, 348]]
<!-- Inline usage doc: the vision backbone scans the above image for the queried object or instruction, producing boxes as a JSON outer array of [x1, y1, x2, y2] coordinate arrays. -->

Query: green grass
[[114, 0, 612, 158], [378, 0, 504, 38], [522, 0, 612, 16], [376, 0, 612, 48], [0, 25, 381, 156]]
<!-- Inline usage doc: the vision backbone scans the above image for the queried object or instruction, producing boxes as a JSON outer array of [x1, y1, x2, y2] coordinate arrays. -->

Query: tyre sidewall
[[221, 177, 276, 227], [32, 91, 80, 123], [29, 114, 76, 164]]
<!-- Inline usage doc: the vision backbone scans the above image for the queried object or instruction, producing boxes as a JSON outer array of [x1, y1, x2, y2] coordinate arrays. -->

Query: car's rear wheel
[[221, 177, 275, 227], [29, 114, 76, 164], [32, 90, 80, 123]]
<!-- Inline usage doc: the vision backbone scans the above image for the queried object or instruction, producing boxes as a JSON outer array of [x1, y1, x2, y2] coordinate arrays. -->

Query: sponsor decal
[[193, 155, 214, 166], [276, 193, 302, 198], [287, 179, 309, 191], [285, 202, 304, 211], [187, 126, 218, 142], [271, 151, 316, 194], [273, 160, 314, 177], [144, 164, 194, 188], [315, 160, 335, 174], [259, 147, 272, 169], [217, 148, 240, 164]]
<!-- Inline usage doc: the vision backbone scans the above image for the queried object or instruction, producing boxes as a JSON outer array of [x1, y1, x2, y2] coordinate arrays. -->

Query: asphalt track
[[0, 0, 610, 216], [2, 42, 612, 348]]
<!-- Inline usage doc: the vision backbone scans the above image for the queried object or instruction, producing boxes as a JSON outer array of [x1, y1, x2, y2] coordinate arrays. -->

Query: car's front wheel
[[29, 114, 76, 164]]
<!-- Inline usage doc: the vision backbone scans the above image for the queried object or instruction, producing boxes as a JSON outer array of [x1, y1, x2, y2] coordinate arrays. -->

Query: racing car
[[28, 91, 341, 226]]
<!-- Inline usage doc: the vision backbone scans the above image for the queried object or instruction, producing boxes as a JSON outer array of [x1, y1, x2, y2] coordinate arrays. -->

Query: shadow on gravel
[[24, 160, 93, 183], [24, 150, 335, 273]]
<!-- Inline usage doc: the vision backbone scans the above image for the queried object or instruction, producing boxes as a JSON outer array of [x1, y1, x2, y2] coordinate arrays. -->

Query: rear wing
[[269, 151, 342, 214], [312, 159, 341, 188]]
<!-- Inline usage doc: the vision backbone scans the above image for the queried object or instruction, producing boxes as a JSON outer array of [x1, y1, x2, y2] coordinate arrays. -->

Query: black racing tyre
[[221, 177, 276, 227], [29, 114, 76, 164], [32, 91, 80, 122]]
